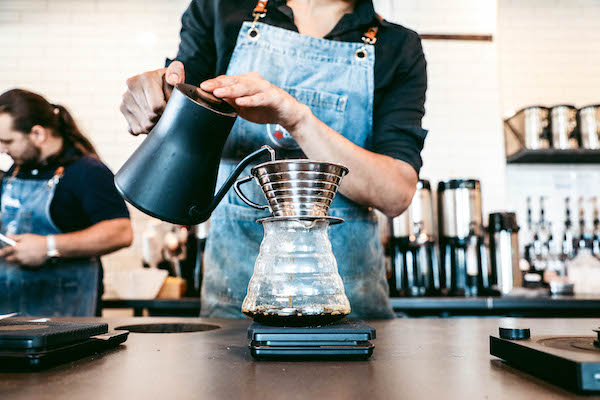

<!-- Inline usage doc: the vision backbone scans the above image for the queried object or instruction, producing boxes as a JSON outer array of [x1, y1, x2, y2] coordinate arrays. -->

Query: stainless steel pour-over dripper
[[233, 159, 348, 217]]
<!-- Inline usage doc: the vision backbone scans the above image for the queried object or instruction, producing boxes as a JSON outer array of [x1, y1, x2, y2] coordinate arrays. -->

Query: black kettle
[[114, 83, 275, 225]]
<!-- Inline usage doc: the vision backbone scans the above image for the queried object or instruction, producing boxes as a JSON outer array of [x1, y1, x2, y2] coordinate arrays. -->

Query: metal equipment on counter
[[437, 179, 489, 296], [487, 212, 521, 294], [389, 180, 440, 296]]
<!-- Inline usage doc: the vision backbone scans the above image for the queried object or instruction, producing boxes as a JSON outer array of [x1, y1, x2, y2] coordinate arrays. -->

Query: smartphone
[[0, 233, 16, 247]]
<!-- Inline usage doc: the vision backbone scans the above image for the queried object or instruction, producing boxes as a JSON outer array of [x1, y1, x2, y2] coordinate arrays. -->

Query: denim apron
[[201, 18, 395, 319], [0, 167, 99, 316]]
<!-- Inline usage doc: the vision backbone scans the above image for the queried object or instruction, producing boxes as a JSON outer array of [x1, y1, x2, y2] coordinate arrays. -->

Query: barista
[[120, 0, 427, 319], [0, 89, 133, 317]]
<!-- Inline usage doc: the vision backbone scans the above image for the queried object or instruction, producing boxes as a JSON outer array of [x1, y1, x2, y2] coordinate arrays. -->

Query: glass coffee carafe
[[235, 159, 351, 326], [242, 217, 350, 326]]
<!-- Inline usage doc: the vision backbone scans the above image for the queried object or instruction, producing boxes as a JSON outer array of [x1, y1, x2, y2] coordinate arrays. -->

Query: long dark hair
[[0, 89, 98, 159]]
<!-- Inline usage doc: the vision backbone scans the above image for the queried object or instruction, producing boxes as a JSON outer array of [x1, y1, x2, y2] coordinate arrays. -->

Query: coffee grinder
[[437, 179, 489, 296], [389, 180, 440, 296]]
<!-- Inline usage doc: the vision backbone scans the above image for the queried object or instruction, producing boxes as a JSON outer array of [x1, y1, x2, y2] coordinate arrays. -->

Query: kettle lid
[[175, 83, 237, 116]]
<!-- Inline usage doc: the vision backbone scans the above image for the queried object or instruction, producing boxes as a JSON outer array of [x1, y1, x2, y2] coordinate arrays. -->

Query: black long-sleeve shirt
[[169, 0, 428, 173]]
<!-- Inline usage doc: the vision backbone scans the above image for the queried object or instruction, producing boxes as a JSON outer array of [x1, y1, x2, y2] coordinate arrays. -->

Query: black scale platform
[[248, 318, 376, 360], [0, 319, 128, 370], [490, 327, 600, 393]]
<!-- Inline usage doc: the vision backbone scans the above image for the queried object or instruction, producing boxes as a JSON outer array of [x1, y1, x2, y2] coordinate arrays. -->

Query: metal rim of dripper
[[250, 159, 349, 177], [256, 215, 344, 225]]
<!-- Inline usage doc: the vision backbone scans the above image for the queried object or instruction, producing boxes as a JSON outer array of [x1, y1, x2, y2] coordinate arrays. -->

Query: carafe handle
[[234, 175, 270, 211]]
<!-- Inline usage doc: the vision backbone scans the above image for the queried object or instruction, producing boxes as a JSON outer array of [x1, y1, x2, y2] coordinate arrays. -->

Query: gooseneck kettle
[[115, 83, 274, 225]]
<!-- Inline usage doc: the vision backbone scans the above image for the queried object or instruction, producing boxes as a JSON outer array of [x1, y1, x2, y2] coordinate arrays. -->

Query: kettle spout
[[189, 145, 276, 224]]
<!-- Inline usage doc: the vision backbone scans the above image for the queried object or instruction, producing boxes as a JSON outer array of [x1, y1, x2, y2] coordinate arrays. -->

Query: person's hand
[[200, 72, 310, 131], [0, 234, 48, 268], [120, 61, 186, 135]]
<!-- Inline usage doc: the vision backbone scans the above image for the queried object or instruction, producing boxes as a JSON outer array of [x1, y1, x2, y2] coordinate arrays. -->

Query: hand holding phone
[[0, 233, 16, 248]]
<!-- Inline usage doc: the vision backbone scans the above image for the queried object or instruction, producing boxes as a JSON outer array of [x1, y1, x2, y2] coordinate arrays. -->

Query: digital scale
[[248, 319, 375, 360], [490, 326, 600, 393], [0, 319, 128, 370]]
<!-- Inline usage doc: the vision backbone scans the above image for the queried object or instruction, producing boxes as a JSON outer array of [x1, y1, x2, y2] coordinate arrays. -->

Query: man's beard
[[17, 141, 41, 168]]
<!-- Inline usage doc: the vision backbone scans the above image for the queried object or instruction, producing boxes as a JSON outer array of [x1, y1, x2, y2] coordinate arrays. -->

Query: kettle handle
[[188, 145, 275, 223], [233, 175, 270, 211]]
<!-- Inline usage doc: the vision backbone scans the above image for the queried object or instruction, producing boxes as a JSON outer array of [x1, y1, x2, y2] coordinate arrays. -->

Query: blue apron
[[0, 167, 99, 317], [201, 19, 395, 319]]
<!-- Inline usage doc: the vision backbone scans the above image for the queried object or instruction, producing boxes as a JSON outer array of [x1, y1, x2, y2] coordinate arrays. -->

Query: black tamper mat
[[0, 320, 108, 349]]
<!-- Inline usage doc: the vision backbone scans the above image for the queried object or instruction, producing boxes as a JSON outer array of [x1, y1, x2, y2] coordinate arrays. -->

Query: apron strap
[[253, 0, 268, 16], [6, 165, 64, 189], [362, 26, 378, 45], [46, 166, 64, 189], [9, 166, 64, 179]]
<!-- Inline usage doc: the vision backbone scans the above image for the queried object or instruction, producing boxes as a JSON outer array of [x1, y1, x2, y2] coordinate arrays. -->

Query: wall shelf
[[506, 149, 600, 164]]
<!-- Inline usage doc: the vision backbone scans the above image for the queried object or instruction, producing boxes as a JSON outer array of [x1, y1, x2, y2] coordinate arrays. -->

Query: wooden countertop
[[1, 317, 598, 399]]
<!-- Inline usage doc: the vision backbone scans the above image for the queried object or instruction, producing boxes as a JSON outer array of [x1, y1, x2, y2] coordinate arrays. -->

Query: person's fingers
[[140, 73, 167, 118], [165, 61, 185, 86], [163, 73, 173, 101], [126, 76, 152, 117], [5, 254, 17, 263], [213, 82, 262, 99], [200, 75, 240, 91], [235, 92, 270, 107], [0, 245, 15, 258], [120, 97, 144, 135], [120, 68, 172, 135], [123, 91, 155, 134]]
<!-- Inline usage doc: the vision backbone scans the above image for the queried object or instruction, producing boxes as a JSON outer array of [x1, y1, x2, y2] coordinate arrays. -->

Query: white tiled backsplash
[[498, 0, 600, 242], [0, 0, 598, 280]]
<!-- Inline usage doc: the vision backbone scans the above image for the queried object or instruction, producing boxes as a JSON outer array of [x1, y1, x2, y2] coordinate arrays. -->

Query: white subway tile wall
[[0, 0, 191, 282], [376, 0, 507, 216], [499, 0, 600, 244]]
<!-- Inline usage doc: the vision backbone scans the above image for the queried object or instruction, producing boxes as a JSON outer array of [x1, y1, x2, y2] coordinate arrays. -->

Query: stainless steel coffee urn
[[578, 104, 600, 150], [389, 180, 440, 296], [487, 212, 521, 295], [437, 179, 489, 296]]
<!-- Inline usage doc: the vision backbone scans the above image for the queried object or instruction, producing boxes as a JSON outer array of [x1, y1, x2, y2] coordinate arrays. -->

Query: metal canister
[[503, 106, 550, 155], [578, 105, 600, 150], [523, 106, 551, 149], [437, 179, 483, 239], [391, 180, 434, 243], [551, 105, 578, 149], [488, 212, 520, 295]]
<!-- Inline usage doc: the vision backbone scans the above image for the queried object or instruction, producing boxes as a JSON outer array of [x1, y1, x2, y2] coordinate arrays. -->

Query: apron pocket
[[283, 86, 348, 134]]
